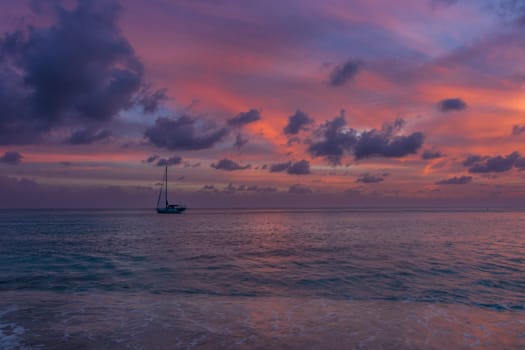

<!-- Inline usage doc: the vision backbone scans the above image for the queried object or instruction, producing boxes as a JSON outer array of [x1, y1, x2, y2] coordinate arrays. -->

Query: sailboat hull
[[156, 206, 186, 214]]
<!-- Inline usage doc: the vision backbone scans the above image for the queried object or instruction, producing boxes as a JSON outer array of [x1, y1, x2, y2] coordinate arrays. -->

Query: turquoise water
[[1, 209, 524, 349]]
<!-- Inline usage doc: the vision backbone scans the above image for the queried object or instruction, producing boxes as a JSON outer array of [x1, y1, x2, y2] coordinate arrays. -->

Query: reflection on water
[[1, 293, 524, 349], [0, 209, 524, 348]]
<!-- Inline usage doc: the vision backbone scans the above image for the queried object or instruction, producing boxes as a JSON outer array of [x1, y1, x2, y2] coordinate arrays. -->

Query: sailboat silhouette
[[156, 166, 186, 214]]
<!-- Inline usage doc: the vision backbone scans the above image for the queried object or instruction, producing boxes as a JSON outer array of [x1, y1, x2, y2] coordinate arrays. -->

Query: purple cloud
[[211, 158, 251, 171], [246, 185, 278, 193], [437, 98, 467, 112], [221, 183, 278, 193], [269, 160, 310, 175], [145, 116, 229, 150], [308, 114, 423, 164], [0, 151, 22, 165], [156, 156, 183, 167], [270, 161, 292, 173], [353, 121, 424, 160], [356, 173, 386, 183], [421, 149, 444, 160], [64, 129, 111, 145], [436, 175, 473, 185], [145, 155, 159, 163], [227, 109, 261, 127], [467, 151, 525, 173], [233, 133, 249, 149], [287, 160, 311, 175], [463, 155, 485, 167], [329, 59, 362, 87], [137, 87, 168, 114], [512, 124, 525, 135], [283, 110, 313, 135], [200, 184, 219, 192], [0, 0, 159, 144], [308, 112, 357, 165]]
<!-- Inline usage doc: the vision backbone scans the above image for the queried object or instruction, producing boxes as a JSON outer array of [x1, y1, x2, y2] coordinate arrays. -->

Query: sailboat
[[156, 166, 186, 214]]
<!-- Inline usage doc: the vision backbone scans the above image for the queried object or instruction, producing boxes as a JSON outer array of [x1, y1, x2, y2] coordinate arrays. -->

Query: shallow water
[[1, 209, 524, 349]]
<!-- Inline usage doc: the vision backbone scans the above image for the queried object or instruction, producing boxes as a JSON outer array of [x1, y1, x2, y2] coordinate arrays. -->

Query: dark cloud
[[156, 156, 183, 167], [223, 183, 238, 193], [200, 184, 219, 192], [356, 173, 385, 183], [308, 113, 423, 164], [64, 129, 111, 145], [515, 157, 525, 170], [233, 133, 249, 149], [145, 155, 159, 163], [283, 110, 313, 135], [437, 98, 467, 112], [421, 149, 444, 160], [287, 160, 311, 175], [308, 111, 357, 165], [286, 136, 301, 146], [0, 0, 159, 144], [467, 151, 525, 173], [288, 184, 313, 194], [145, 116, 229, 150], [269, 160, 310, 175], [270, 161, 292, 173], [0, 151, 22, 165], [329, 59, 362, 87], [211, 158, 251, 171], [512, 124, 525, 135], [353, 121, 424, 160], [246, 185, 278, 193], [137, 87, 168, 114], [436, 176, 473, 185], [227, 109, 261, 127], [183, 99, 200, 112], [462, 155, 485, 167], [222, 183, 278, 194]]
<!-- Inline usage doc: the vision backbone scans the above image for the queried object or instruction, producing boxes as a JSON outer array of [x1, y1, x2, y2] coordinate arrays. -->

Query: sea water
[[0, 209, 524, 349]]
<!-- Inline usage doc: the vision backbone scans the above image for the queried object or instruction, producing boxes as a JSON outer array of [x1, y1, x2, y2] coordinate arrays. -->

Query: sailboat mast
[[156, 168, 164, 208], [165, 166, 168, 207]]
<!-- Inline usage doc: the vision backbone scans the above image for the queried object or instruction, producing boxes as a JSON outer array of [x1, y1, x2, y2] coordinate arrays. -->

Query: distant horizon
[[2, 205, 524, 211]]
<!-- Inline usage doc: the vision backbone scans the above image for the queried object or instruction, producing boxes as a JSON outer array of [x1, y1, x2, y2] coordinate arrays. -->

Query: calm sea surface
[[1, 209, 524, 349]]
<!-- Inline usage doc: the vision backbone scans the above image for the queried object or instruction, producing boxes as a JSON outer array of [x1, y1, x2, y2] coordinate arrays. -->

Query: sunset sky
[[1, 0, 525, 208]]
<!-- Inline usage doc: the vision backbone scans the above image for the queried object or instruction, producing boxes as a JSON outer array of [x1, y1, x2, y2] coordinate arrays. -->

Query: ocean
[[0, 208, 524, 349]]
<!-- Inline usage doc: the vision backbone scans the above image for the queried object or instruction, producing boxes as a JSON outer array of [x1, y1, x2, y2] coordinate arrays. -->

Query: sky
[[0, 0, 525, 208]]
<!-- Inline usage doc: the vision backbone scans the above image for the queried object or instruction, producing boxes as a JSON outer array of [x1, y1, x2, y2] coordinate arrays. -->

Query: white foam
[[0, 305, 36, 350], [0, 322, 28, 350]]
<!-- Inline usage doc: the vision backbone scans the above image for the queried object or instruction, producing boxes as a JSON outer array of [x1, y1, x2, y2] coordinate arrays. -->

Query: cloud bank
[[0, 0, 161, 145], [211, 158, 251, 171], [0, 151, 22, 165], [308, 113, 424, 164], [145, 116, 229, 150]]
